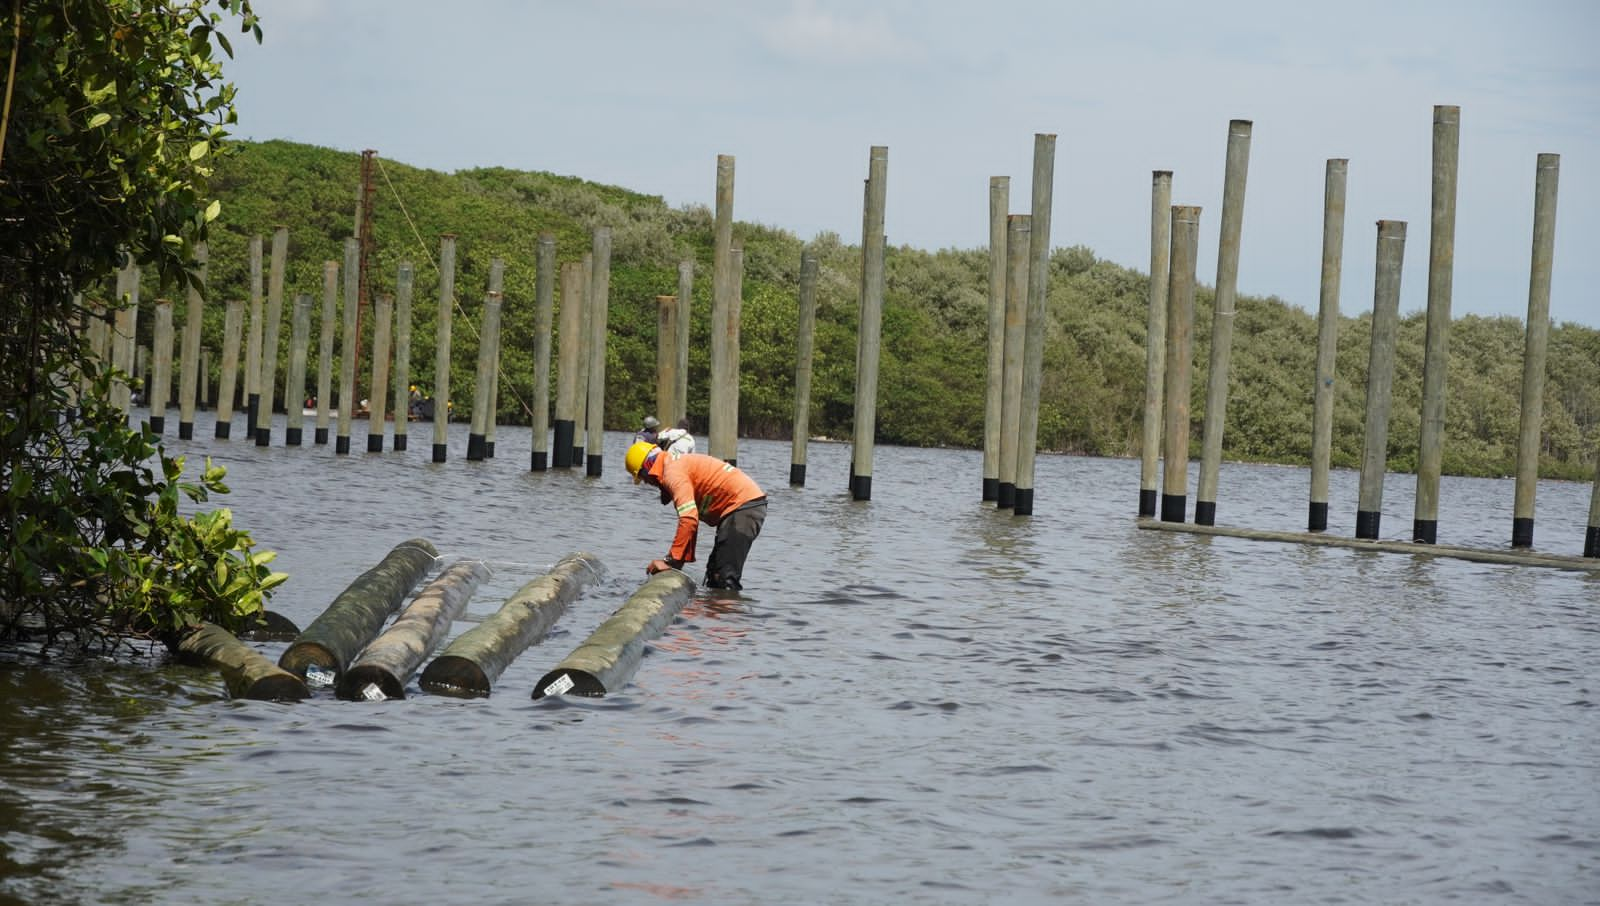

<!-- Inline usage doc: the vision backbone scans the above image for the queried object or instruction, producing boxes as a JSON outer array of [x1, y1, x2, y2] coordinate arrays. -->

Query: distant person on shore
[[634, 415, 660, 444], [655, 418, 695, 459], [625, 442, 767, 590]]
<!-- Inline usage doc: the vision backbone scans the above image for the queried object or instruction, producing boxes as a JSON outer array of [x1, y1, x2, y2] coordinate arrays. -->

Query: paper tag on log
[[543, 674, 575, 697], [305, 666, 335, 688], [361, 683, 386, 702]]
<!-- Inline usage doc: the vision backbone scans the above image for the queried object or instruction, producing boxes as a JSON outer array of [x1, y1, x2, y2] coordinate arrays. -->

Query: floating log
[[277, 538, 438, 686], [421, 552, 602, 698], [338, 559, 489, 701], [532, 568, 695, 699], [177, 623, 309, 701], [237, 609, 301, 642]]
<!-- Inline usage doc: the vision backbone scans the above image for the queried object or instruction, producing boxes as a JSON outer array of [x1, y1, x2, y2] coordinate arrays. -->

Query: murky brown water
[[2, 411, 1596, 903]]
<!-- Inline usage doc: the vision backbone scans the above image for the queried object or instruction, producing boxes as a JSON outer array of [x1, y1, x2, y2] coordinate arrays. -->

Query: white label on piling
[[361, 683, 386, 702], [543, 674, 575, 697], [305, 666, 335, 688]]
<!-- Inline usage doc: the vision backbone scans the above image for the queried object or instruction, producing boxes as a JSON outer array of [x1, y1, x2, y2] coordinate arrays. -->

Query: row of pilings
[[73, 116, 1599, 557], [1137, 106, 1598, 559]]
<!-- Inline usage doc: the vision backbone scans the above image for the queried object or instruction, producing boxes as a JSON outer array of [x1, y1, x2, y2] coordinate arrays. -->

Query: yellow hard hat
[[625, 441, 656, 483]]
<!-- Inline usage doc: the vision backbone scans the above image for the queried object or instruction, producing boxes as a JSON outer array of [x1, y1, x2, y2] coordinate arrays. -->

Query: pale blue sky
[[227, 0, 1598, 327]]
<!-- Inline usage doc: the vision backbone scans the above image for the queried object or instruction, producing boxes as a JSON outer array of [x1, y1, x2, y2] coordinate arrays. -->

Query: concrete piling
[[531, 233, 555, 471], [199, 348, 210, 410], [572, 252, 593, 466], [1309, 159, 1349, 531], [254, 228, 287, 447], [337, 238, 359, 455], [710, 154, 737, 462], [244, 235, 263, 432], [553, 260, 583, 468], [177, 242, 206, 439], [149, 300, 173, 434], [338, 558, 490, 701], [420, 552, 602, 698], [656, 295, 678, 425], [1139, 171, 1173, 517], [284, 294, 311, 446], [1512, 153, 1560, 548], [1014, 133, 1056, 517], [1161, 205, 1203, 523], [1587, 458, 1600, 558], [433, 235, 457, 463], [1195, 120, 1253, 526], [215, 298, 242, 438], [532, 569, 696, 699], [467, 293, 503, 462], [315, 261, 337, 444], [365, 293, 394, 452], [485, 259, 504, 458], [983, 175, 1010, 502], [1356, 221, 1408, 540], [110, 264, 138, 415], [675, 260, 692, 425], [851, 145, 888, 500], [586, 228, 612, 477], [392, 262, 414, 452], [997, 214, 1030, 510], [1413, 105, 1460, 544], [791, 252, 819, 486]]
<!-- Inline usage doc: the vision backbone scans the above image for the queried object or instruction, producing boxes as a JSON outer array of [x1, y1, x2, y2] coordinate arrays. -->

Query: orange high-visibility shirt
[[653, 453, 765, 564]]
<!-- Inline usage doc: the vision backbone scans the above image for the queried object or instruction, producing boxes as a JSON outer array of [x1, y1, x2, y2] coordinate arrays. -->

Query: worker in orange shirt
[[625, 441, 768, 590]]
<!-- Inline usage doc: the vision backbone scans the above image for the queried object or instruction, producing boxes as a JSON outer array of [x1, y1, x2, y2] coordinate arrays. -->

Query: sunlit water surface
[[1, 411, 1595, 904]]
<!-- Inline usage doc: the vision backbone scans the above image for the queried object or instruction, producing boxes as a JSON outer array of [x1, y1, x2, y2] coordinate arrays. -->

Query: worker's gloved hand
[[646, 559, 674, 575]]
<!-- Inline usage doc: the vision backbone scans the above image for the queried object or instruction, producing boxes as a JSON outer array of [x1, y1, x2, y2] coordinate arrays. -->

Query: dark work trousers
[[704, 498, 768, 590]]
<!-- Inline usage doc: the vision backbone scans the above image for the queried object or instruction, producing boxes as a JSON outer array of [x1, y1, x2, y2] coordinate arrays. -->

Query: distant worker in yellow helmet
[[625, 441, 767, 590]]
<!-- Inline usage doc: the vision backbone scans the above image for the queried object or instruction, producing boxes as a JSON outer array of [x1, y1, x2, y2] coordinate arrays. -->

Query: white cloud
[[759, 0, 922, 66]]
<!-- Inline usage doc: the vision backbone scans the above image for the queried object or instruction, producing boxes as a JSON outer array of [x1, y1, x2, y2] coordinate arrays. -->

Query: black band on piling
[[984, 477, 999, 502], [1139, 488, 1157, 518], [1511, 517, 1534, 549], [1308, 501, 1329, 532], [286, 428, 303, 447], [1355, 510, 1381, 540], [530, 450, 547, 471], [485, 441, 495, 458], [366, 434, 382, 453], [215, 420, 231, 439], [149, 416, 165, 434], [432, 443, 447, 463], [246, 393, 259, 431], [997, 482, 1015, 509], [1013, 488, 1033, 516], [336, 435, 350, 455], [1412, 519, 1437, 544], [255, 427, 270, 447], [1195, 500, 1216, 526], [851, 474, 872, 501], [552, 420, 574, 468], [393, 434, 407, 451], [790, 463, 807, 486], [572, 445, 584, 465], [467, 433, 485, 461], [586, 454, 602, 477], [725, 458, 737, 467], [178, 422, 193, 440], [1586, 526, 1600, 559], [1160, 493, 1186, 523], [313, 427, 327, 445]]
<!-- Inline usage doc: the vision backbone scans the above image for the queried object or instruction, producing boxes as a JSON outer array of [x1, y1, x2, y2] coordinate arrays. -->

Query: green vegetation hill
[[162, 140, 1599, 480]]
